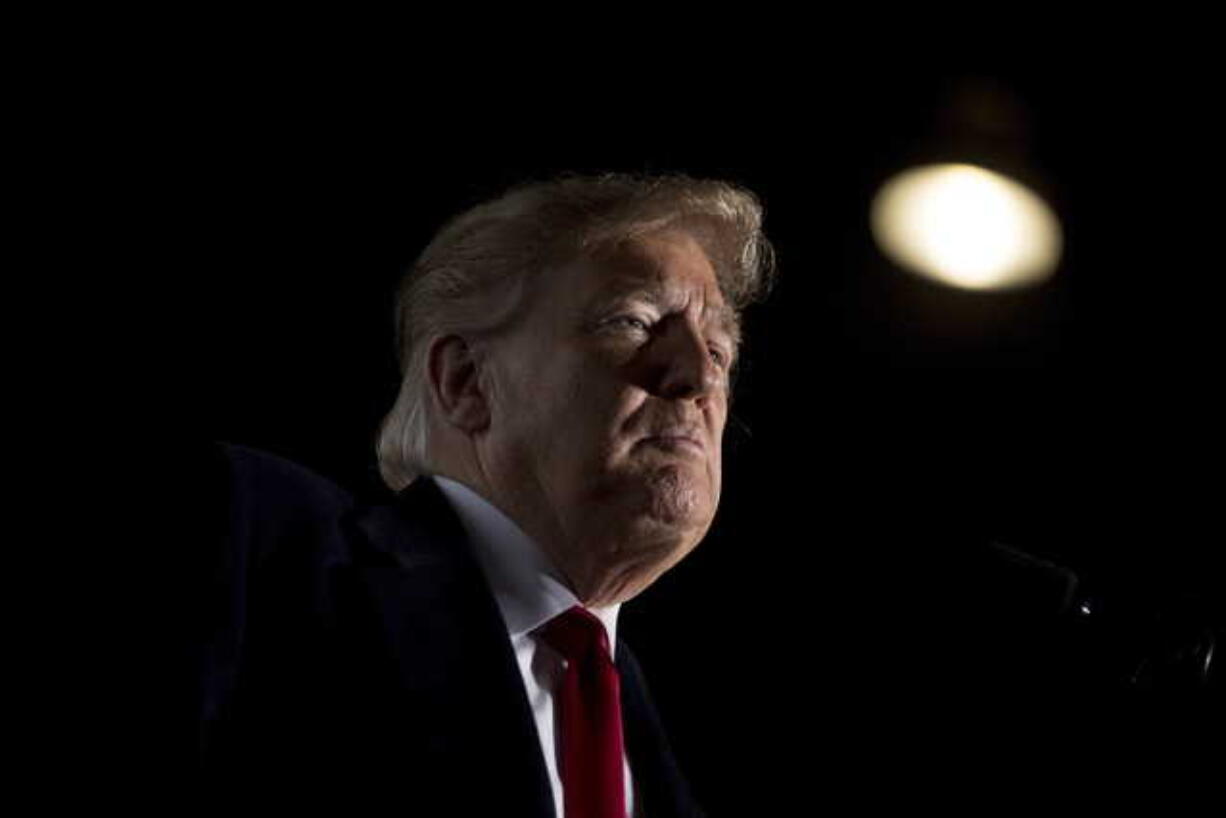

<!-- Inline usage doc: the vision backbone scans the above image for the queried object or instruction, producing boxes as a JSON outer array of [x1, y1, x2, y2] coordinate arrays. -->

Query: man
[[195, 173, 775, 815]]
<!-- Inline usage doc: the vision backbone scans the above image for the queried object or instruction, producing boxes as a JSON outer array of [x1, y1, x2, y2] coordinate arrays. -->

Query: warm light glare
[[870, 163, 1062, 291]]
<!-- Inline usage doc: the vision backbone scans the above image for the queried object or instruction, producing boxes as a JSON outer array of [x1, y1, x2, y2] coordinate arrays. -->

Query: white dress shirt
[[433, 475, 636, 818]]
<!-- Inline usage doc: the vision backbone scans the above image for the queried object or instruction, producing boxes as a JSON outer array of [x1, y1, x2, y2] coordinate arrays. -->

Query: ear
[[426, 335, 491, 433]]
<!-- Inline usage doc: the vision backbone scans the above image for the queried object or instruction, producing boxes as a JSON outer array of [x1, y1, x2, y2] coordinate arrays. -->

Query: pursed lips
[[637, 430, 706, 456]]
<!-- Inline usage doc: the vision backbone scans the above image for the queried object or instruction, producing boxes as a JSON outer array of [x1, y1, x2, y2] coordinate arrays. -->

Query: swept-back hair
[[375, 172, 776, 491]]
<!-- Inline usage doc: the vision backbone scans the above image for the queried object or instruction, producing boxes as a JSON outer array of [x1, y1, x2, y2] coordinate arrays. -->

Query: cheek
[[546, 371, 629, 458]]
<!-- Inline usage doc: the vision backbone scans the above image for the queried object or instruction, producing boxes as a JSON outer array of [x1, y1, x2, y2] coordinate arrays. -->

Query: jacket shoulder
[[192, 444, 362, 771], [217, 442, 356, 567]]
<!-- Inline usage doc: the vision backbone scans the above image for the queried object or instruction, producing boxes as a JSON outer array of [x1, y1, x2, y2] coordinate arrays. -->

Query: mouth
[[638, 434, 705, 457]]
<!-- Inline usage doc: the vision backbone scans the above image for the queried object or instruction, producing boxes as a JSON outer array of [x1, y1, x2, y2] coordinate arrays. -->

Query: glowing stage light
[[870, 163, 1062, 291]]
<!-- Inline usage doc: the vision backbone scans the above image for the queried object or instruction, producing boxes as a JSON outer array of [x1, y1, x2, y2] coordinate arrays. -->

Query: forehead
[[580, 230, 736, 327], [523, 229, 741, 344], [588, 230, 720, 292]]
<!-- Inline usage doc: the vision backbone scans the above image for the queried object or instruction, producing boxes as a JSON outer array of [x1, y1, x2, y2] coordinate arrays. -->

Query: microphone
[[977, 540, 1219, 693]]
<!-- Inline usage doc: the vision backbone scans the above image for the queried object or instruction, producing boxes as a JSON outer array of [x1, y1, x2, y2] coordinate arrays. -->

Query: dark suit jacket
[[193, 443, 705, 816]]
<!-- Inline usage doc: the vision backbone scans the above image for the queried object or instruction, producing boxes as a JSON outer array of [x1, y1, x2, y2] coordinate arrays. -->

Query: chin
[[626, 464, 717, 543], [575, 469, 714, 607], [588, 460, 716, 544]]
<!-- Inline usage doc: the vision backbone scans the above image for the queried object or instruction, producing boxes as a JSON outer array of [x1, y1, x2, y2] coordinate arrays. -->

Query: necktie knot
[[538, 605, 611, 663]]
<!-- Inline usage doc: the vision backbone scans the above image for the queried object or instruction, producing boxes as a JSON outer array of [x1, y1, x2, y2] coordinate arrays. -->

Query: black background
[[118, 43, 1222, 808]]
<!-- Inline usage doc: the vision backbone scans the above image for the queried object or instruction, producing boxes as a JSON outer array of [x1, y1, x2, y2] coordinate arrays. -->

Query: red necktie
[[537, 605, 626, 818]]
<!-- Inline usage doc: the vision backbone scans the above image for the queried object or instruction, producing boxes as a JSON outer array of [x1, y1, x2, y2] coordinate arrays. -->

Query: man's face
[[478, 229, 737, 606]]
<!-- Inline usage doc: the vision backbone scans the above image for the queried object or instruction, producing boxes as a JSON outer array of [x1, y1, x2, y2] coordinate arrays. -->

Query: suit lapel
[[346, 477, 555, 815], [618, 643, 706, 818]]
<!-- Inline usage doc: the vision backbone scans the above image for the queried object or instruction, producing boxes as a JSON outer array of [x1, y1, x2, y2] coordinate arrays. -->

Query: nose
[[650, 317, 723, 402]]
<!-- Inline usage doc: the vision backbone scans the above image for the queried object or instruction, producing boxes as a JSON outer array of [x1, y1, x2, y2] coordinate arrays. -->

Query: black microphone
[[977, 540, 1219, 694]]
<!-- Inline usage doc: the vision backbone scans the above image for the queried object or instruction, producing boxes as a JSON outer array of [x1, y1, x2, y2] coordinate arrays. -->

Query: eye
[[607, 315, 652, 333], [708, 345, 729, 368]]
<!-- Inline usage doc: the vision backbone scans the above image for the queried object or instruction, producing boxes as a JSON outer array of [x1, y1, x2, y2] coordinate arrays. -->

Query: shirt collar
[[431, 475, 620, 654]]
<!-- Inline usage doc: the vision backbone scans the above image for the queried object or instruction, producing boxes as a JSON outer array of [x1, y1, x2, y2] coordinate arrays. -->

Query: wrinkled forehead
[[584, 230, 741, 338]]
